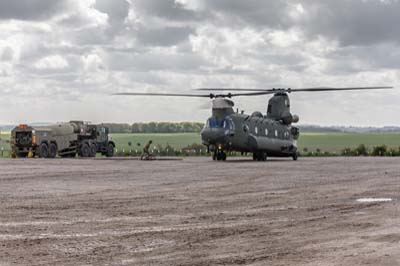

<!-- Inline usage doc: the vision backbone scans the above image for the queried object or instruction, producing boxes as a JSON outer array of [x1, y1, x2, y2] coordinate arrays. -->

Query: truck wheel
[[49, 143, 57, 158], [17, 152, 28, 158], [80, 143, 91, 158], [106, 144, 114, 157], [38, 143, 49, 158], [90, 144, 97, 157]]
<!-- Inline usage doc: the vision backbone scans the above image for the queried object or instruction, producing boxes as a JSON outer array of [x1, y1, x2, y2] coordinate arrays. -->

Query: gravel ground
[[0, 157, 399, 266]]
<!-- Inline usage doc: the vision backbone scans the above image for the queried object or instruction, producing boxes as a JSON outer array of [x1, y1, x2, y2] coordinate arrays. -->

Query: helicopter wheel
[[221, 152, 226, 161], [253, 152, 267, 161], [292, 152, 298, 161], [214, 150, 226, 161]]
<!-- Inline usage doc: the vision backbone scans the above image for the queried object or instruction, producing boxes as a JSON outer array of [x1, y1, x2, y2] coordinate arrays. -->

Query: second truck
[[11, 121, 115, 158]]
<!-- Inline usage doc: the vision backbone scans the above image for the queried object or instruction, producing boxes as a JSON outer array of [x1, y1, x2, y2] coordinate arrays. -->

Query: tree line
[[103, 122, 205, 133], [302, 144, 400, 157]]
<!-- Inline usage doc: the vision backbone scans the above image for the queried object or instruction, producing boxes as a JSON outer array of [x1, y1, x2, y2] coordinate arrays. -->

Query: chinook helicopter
[[115, 86, 391, 161]]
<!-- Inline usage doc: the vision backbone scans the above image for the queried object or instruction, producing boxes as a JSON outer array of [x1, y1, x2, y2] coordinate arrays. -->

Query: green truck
[[11, 121, 115, 158]]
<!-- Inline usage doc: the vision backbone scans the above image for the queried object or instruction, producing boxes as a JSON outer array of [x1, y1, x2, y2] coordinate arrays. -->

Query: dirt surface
[[0, 157, 399, 266]]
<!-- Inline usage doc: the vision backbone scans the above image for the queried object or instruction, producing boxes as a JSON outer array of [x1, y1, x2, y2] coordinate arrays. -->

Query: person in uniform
[[142, 140, 153, 158]]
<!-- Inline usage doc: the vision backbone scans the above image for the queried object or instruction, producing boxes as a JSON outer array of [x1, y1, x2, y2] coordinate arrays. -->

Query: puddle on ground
[[356, 198, 392, 203]]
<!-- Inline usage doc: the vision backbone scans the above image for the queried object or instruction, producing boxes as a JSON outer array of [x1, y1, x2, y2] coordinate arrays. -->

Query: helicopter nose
[[201, 128, 227, 144]]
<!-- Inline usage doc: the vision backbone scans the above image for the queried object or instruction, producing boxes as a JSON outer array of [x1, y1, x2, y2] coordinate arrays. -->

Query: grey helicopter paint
[[114, 86, 392, 161]]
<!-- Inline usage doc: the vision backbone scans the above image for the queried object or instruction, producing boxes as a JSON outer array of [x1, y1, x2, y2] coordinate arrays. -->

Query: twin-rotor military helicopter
[[115, 86, 392, 161]]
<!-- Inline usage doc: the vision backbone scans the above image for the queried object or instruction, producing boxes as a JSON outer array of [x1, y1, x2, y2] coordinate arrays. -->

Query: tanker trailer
[[11, 121, 114, 158], [11, 123, 79, 158]]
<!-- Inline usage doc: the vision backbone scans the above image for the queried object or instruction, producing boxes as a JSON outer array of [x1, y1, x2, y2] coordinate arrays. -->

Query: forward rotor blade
[[197, 88, 270, 92], [227, 91, 277, 97], [113, 92, 212, 98], [113, 91, 275, 98]]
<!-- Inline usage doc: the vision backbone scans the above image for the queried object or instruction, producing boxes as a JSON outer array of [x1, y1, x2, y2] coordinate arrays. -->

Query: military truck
[[11, 121, 115, 158]]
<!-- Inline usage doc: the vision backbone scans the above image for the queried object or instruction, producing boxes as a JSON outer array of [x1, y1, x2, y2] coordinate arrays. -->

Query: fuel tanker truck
[[11, 121, 115, 158]]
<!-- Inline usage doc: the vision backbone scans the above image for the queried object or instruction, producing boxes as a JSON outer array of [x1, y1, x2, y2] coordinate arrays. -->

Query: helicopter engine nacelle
[[292, 114, 299, 123], [281, 112, 299, 125]]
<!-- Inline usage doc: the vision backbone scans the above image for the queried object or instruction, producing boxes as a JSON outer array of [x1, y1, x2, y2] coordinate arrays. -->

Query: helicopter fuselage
[[200, 104, 299, 160]]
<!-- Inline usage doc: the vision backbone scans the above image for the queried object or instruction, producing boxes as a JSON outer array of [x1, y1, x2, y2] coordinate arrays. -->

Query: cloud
[[34, 55, 69, 70], [298, 1, 400, 46], [0, 0, 68, 21], [0, 0, 399, 126], [134, 25, 194, 46]]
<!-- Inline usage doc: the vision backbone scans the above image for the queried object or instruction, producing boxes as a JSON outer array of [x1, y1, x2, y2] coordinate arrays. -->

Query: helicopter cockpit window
[[206, 118, 222, 128], [206, 118, 234, 129]]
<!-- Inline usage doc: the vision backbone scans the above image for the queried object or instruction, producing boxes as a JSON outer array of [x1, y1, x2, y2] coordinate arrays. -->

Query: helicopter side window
[[224, 119, 234, 130]]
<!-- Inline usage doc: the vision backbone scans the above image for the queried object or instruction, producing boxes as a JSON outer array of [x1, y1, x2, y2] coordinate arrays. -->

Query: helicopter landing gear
[[292, 152, 298, 161], [213, 150, 227, 161], [253, 152, 267, 161]]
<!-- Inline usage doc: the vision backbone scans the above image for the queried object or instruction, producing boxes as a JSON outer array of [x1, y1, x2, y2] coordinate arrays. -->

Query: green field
[[0, 132, 11, 157], [111, 132, 400, 154], [110, 133, 200, 153], [1, 132, 400, 157], [298, 133, 400, 153]]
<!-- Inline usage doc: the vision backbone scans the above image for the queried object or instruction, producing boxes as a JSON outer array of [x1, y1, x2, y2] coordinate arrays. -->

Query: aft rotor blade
[[113, 92, 213, 98], [289, 86, 393, 92], [197, 86, 392, 93]]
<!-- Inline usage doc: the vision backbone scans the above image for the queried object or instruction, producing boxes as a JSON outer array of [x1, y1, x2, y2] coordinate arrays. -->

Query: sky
[[0, 0, 399, 126]]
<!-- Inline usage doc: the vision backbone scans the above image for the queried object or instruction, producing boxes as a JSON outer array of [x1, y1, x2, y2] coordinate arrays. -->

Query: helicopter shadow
[[219, 158, 295, 163]]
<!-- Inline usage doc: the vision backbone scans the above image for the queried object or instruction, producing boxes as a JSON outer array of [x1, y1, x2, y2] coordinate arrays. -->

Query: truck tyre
[[49, 143, 57, 158], [90, 144, 97, 157], [16, 152, 28, 158], [80, 143, 91, 157], [106, 143, 114, 157], [38, 143, 49, 158]]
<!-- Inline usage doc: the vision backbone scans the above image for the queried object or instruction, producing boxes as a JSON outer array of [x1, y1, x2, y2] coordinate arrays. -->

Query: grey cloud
[[0, 47, 13, 61], [95, 0, 130, 35], [0, 0, 67, 21], [105, 51, 211, 72], [324, 43, 400, 74], [134, 0, 198, 21], [301, 1, 400, 46], [203, 0, 292, 29], [135, 25, 195, 46]]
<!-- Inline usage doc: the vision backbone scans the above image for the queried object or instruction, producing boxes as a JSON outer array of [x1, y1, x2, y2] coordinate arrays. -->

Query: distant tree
[[341, 147, 352, 156], [372, 145, 387, 156], [355, 144, 368, 156]]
